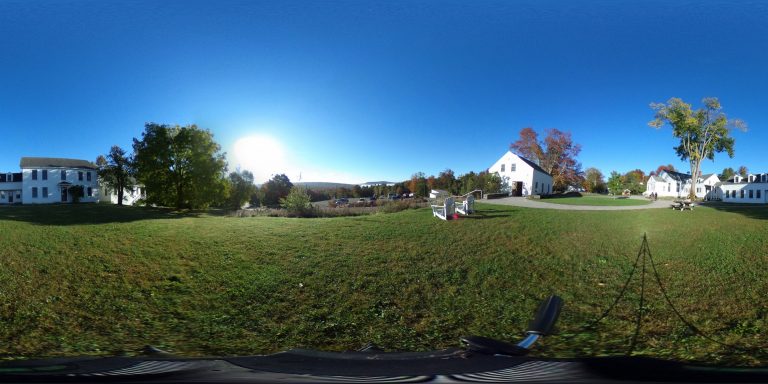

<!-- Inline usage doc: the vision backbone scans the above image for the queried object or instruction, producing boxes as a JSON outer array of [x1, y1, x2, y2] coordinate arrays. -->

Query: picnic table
[[670, 200, 694, 211]]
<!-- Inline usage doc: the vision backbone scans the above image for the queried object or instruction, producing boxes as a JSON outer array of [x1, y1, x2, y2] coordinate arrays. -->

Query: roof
[[651, 175, 664, 182], [700, 173, 715, 180], [662, 170, 692, 182], [20, 157, 97, 170], [511, 152, 552, 177]]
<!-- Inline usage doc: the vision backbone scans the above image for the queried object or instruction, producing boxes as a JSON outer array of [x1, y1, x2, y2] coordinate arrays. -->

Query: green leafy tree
[[133, 123, 228, 209], [650, 97, 746, 199], [96, 145, 134, 206], [720, 167, 736, 181], [738, 165, 749, 177], [607, 171, 623, 195], [280, 186, 314, 216], [622, 170, 645, 194], [227, 170, 256, 209], [260, 174, 293, 206]]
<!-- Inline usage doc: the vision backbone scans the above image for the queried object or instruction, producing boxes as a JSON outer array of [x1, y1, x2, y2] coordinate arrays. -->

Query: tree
[[651, 164, 676, 176], [607, 171, 623, 195], [435, 169, 457, 194], [509, 127, 583, 192], [583, 167, 606, 193], [260, 174, 293, 206], [227, 170, 256, 209], [622, 170, 645, 194], [280, 186, 314, 216], [650, 97, 746, 199], [69, 185, 84, 204], [509, 127, 544, 162], [738, 165, 749, 177], [133, 123, 228, 209], [96, 145, 134, 206], [720, 167, 736, 181], [408, 172, 428, 197]]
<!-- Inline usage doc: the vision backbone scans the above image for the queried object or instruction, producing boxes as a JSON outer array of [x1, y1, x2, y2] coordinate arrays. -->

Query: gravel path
[[482, 196, 673, 211]]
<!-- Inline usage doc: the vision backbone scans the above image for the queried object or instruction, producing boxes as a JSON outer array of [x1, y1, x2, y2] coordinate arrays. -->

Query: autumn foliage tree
[[650, 164, 676, 176], [510, 127, 583, 192], [582, 167, 606, 193]]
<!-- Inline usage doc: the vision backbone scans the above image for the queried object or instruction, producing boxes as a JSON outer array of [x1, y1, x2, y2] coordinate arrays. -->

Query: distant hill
[[294, 181, 356, 190], [362, 181, 396, 186]]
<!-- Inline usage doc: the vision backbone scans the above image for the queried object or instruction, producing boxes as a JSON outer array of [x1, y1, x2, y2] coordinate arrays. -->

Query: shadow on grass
[[700, 202, 768, 220], [460, 208, 516, 219], [541, 191, 584, 199], [0, 204, 206, 225]]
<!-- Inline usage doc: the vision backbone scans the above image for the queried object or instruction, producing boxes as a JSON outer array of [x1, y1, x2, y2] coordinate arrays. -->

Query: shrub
[[280, 186, 316, 217], [69, 185, 85, 203]]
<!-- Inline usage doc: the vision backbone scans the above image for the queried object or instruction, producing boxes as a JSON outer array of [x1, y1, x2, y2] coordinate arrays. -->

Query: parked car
[[335, 198, 349, 205], [358, 198, 366, 203]]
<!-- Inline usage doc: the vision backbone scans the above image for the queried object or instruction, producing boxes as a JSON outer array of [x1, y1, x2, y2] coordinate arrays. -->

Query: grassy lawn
[[1, 203, 767, 365], [540, 195, 652, 206]]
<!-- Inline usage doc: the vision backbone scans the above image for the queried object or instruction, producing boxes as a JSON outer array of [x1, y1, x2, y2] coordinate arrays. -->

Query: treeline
[[98, 123, 506, 210]]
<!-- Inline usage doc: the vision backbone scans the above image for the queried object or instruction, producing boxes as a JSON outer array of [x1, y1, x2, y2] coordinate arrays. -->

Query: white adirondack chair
[[431, 197, 455, 220], [455, 194, 475, 215]]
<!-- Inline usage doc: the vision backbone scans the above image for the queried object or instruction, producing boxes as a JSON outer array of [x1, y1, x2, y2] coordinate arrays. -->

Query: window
[[758, 190, 762, 199], [42, 170, 47, 180], [511, 163, 516, 171], [32, 187, 38, 198], [740, 190, 744, 198], [78, 171, 83, 181], [61, 170, 66, 180], [500, 164, 505, 172], [32, 170, 38, 180], [749, 190, 754, 198], [726, 190, 730, 198], [535, 181, 538, 192], [87, 187, 92, 197], [87, 172, 92, 181], [42, 187, 48, 197]]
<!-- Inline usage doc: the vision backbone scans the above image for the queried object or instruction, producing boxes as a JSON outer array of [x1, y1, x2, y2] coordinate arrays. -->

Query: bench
[[431, 197, 455, 220], [670, 201, 694, 211], [455, 195, 475, 215]]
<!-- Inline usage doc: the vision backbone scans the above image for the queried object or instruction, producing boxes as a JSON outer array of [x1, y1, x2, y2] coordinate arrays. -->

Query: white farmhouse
[[644, 170, 719, 200], [0, 157, 100, 204], [716, 173, 768, 204], [488, 151, 553, 196]]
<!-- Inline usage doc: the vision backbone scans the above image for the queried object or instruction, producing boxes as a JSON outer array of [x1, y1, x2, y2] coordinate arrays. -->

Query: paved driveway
[[482, 196, 673, 211]]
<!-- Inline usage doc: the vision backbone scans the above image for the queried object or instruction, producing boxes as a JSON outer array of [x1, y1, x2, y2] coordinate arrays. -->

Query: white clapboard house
[[0, 157, 100, 204], [644, 170, 719, 200], [488, 151, 553, 196], [715, 173, 768, 204]]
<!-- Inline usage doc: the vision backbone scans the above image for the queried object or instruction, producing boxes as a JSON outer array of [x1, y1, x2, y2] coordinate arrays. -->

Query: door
[[61, 188, 68, 202], [512, 182, 523, 196]]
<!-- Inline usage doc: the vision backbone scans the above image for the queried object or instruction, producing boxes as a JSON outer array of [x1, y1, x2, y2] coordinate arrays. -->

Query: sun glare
[[233, 135, 286, 182]]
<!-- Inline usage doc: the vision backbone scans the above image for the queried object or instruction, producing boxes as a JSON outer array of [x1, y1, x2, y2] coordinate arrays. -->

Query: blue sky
[[1, 0, 766, 183]]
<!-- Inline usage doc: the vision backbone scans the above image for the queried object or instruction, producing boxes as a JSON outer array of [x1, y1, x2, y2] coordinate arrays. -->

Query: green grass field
[[541, 195, 652, 206], [1, 203, 767, 365]]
